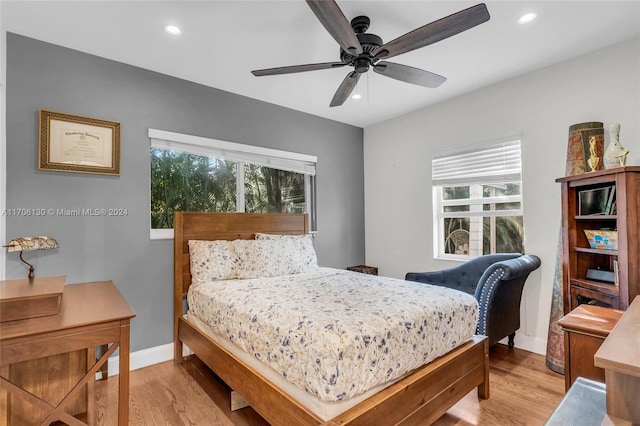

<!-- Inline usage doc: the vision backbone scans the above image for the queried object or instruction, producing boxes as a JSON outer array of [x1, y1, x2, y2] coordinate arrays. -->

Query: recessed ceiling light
[[164, 25, 182, 36], [518, 12, 537, 25], [351, 93, 362, 100]]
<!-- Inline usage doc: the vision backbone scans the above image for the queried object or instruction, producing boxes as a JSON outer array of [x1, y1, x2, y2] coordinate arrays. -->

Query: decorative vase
[[604, 123, 629, 169], [587, 136, 600, 172], [565, 122, 604, 176]]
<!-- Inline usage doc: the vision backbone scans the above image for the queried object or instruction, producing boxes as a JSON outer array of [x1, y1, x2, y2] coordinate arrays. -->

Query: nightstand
[[558, 304, 622, 391], [347, 265, 378, 275]]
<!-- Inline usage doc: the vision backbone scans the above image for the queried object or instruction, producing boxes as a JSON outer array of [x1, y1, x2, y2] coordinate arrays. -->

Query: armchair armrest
[[483, 255, 542, 282], [474, 255, 541, 298], [474, 255, 541, 345]]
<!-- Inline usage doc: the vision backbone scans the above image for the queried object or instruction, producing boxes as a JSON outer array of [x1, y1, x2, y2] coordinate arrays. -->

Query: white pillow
[[234, 238, 303, 279], [188, 240, 237, 283], [254, 233, 318, 271]]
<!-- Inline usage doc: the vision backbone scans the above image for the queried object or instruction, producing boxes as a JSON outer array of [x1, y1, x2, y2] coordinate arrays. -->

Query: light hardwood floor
[[94, 344, 565, 425]]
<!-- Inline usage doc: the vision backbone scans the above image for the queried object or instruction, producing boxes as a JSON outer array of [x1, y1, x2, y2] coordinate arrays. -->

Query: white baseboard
[[500, 333, 547, 355], [106, 335, 547, 378], [106, 343, 174, 377]]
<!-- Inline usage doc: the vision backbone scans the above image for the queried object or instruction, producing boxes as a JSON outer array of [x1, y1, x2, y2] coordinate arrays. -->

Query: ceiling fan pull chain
[[366, 71, 370, 103]]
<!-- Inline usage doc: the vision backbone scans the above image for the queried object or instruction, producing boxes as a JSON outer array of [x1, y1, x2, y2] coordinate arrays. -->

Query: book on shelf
[[604, 185, 616, 215]]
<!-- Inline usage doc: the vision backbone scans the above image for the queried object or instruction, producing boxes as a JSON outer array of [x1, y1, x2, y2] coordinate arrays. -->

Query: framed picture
[[39, 109, 121, 175]]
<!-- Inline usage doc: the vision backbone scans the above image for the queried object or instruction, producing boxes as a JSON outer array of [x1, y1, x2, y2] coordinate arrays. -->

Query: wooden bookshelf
[[556, 167, 640, 313]]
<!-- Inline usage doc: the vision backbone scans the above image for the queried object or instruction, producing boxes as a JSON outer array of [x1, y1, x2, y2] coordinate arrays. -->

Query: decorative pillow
[[234, 238, 303, 279], [188, 240, 237, 283], [254, 233, 318, 271]]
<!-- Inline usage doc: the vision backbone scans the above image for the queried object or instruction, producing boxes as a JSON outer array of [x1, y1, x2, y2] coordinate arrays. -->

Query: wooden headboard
[[173, 212, 308, 343]]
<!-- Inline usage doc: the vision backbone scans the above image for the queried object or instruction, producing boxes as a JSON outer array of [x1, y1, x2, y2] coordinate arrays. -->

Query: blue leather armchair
[[405, 253, 541, 347]]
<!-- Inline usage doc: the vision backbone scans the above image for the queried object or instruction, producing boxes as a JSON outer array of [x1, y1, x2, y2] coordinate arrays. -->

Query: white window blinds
[[149, 129, 317, 176], [432, 138, 521, 186]]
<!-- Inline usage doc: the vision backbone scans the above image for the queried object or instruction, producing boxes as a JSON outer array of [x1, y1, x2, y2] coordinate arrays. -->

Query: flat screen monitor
[[578, 185, 615, 216]]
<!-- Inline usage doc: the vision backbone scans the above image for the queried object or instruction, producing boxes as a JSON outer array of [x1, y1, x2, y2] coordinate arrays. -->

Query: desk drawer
[[1, 323, 120, 366]]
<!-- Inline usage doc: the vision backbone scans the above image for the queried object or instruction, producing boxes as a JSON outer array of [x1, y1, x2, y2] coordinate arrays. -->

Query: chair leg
[[508, 332, 516, 348]]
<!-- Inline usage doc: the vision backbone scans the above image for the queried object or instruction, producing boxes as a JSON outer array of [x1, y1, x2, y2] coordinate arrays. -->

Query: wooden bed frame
[[173, 212, 489, 425]]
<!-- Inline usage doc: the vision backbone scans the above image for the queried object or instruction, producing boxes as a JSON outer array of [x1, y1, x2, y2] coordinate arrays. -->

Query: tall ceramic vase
[[565, 122, 605, 176], [604, 122, 629, 169]]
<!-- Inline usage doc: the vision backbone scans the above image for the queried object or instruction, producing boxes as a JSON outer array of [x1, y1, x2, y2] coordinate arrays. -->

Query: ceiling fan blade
[[373, 61, 446, 88], [252, 62, 346, 76], [373, 3, 490, 61], [306, 0, 363, 56], [330, 71, 361, 107]]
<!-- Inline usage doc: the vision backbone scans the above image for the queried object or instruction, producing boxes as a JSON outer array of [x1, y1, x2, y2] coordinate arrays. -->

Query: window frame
[[431, 137, 523, 260], [149, 129, 317, 239]]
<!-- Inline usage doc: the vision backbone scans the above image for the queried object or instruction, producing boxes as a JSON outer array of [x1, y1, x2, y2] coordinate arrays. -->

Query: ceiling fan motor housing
[[340, 18, 383, 73]]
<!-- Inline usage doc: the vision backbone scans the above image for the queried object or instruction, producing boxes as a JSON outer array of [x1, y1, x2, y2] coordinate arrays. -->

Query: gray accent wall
[[5, 33, 365, 352]]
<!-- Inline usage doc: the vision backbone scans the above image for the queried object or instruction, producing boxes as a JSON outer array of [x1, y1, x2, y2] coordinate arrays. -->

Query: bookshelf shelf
[[574, 247, 618, 256], [570, 278, 619, 297], [574, 215, 617, 220]]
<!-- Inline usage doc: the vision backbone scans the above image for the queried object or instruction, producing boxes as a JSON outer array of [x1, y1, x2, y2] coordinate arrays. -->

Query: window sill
[[150, 228, 174, 240], [435, 253, 472, 262]]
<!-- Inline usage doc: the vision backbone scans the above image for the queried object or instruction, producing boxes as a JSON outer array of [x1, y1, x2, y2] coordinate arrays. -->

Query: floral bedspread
[[187, 267, 478, 402]]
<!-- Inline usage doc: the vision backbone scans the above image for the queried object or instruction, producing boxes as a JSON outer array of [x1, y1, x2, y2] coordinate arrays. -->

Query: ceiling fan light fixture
[[518, 12, 537, 25], [351, 81, 361, 100], [164, 25, 182, 36]]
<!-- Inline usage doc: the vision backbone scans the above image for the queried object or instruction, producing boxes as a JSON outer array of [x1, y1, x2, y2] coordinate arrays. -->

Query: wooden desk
[[0, 281, 135, 425], [595, 296, 640, 425], [558, 304, 623, 391]]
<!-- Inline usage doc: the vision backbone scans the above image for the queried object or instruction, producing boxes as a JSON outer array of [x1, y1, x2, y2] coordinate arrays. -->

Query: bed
[[173, 212, 489, 425]]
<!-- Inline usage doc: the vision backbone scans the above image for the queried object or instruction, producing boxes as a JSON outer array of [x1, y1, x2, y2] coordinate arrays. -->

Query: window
[[432, 138, 523, 259], [149, 129, 317, 239]]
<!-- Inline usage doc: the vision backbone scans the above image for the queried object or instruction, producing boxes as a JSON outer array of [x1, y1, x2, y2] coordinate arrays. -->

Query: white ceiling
[[3, 1, 640, 128]]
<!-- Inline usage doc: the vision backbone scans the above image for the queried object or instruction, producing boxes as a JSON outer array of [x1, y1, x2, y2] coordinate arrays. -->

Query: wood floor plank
[[93, 344, 564, 425], [434, 345, 564, 426]]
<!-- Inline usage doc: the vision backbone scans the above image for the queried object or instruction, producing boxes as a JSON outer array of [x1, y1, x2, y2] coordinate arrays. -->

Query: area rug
[[545, 228, 565, 374]]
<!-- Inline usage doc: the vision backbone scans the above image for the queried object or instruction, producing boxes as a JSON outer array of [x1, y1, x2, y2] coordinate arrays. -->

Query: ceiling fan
[[251, 1, 490, 107]]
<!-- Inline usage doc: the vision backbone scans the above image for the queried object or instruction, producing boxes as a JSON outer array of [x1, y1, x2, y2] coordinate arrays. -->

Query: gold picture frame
[[39, 109, 121, 175]]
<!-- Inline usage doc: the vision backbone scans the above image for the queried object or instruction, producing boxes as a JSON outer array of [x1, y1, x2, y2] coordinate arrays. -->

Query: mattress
[[185, 312, 396, 421], [187, 267, 478, 403]]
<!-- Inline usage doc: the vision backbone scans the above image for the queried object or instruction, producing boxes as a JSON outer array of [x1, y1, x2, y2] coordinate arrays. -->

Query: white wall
[[364, 38, 640, 353], [1, 2, 6, 280]]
